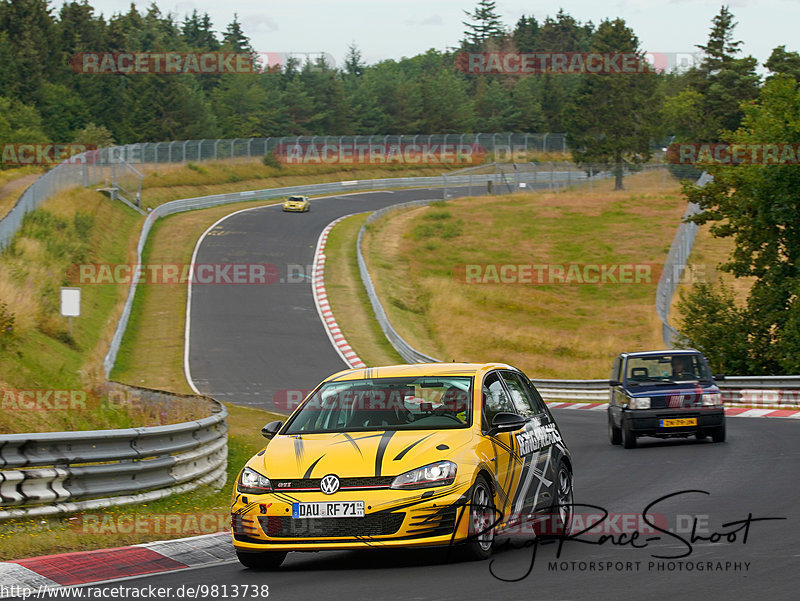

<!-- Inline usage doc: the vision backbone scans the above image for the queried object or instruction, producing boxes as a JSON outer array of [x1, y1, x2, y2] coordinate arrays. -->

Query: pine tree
[[462, 0, 505, 49], [563, 19, 656, 189]]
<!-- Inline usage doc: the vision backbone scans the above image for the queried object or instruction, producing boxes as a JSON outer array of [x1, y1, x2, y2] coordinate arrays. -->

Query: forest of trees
[[0, 0, 794, 150]]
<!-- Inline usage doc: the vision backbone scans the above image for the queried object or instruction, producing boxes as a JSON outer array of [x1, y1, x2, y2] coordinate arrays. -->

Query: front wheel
[[236, 551, 287, 570], [622, 418, 637, 449], [460, 476, 495, 561], [550, 462, 574, 535], [608, 413, 622, 445]]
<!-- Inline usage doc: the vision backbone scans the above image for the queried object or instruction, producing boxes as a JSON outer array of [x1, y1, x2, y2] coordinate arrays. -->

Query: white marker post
[[60, 287, 81, 337]]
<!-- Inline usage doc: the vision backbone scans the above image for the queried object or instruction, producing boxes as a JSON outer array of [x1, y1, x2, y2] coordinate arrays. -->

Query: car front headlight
[[391, 461, 457, 490], [629, 397, 651, 410], [702, 393, 722, 407], [237, 467, 273, 494]]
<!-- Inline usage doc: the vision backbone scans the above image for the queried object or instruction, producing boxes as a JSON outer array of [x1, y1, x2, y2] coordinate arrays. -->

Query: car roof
[[323, 362, 517, 382], [619, 349, 702, 359]]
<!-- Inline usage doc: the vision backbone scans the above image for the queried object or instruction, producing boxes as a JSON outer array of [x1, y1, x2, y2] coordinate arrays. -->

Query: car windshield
[[625, 354, 711, 384], [283, 376, 473, 433], [287, 196, 304, 202]]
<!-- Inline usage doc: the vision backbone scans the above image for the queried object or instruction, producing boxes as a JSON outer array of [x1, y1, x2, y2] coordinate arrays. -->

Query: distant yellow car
[[282, 195, 310, 212], [231, 362, 573, 569]]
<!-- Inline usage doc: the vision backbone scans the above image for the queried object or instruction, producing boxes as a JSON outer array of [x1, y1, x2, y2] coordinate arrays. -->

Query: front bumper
[[624, 408, 724, 437], [231, 484, 472, 552], [282, 204, 307, 212]]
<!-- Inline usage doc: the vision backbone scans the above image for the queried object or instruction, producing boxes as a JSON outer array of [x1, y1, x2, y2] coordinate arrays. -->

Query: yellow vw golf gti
[[231, 363, 573, 569]]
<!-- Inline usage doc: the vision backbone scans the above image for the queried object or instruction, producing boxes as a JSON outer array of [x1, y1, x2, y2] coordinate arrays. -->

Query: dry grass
[[363, 170, 686, 379]]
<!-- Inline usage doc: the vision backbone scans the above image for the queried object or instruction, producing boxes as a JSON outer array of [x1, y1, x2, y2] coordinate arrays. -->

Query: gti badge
[[320, 474, 340, 495]]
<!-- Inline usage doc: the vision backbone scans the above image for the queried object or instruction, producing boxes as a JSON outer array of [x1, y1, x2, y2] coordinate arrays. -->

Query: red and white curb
[[545, 401, 800, 418], [312, 215, 366, 370], [0, 533, 234, 596]]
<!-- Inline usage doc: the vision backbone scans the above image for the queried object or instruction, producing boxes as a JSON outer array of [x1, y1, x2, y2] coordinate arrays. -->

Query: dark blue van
[[608, 349, 725, 448]]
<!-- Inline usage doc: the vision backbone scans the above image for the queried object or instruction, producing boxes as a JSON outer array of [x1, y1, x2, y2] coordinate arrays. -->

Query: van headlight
[[702, 393, 722, 407], [629, 397, 651, 409]]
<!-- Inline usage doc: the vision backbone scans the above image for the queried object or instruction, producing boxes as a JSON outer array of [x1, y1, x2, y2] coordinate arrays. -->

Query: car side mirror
[[609, 379, 621, 387], [261, 420, 283, 439], [713, 374, 725, 381], [487, 412, 527, 436]]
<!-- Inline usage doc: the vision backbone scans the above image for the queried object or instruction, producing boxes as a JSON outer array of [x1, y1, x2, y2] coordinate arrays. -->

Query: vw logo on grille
[[320, 474, 340, 495]]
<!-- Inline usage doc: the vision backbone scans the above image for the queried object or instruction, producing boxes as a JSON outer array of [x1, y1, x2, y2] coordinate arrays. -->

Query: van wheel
[[608, 414, 622, 445], [622, 419, 637, 449], [712, 422, 726, 443]]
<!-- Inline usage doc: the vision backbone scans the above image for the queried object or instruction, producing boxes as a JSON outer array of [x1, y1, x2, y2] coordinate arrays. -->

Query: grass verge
[[323, 214, 404, 367], [361, 170, 686, 379]]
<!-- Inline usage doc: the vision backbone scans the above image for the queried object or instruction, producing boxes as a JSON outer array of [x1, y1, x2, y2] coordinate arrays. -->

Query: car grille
[[258, 513, 404, 538], [271, 476, 395, 492]]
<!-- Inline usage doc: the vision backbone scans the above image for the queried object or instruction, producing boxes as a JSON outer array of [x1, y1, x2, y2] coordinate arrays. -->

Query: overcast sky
[[84, 0, 798, 71]]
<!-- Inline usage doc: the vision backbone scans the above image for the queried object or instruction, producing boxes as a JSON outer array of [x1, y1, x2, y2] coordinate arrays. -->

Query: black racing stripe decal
[[374, 431, 395, 476], [293, 436, 305, 467], [393, 434, 433, 461], [302, 456, 324, 479], [333, 432, 385, 444], [339, 433, 364, 456]]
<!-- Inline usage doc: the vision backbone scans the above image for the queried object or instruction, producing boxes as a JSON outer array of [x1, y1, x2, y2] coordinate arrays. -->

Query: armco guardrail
[[103, 166, 590, 375], [655, 171, 711, 346], [358, 200, 443, 364], [530, 376, 800, 408], [0, 382, 227, 521]]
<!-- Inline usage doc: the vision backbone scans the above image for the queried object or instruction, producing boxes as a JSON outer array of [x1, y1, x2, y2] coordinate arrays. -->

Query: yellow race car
[[282, 195, 310, 212], [231, 363, 573, 569]]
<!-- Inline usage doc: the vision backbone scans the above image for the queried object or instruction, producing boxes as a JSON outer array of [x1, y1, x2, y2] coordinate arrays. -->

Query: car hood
[[254, 429, 474, 479]]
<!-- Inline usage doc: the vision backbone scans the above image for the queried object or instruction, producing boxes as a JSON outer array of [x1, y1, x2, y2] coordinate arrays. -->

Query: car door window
[[482, 372, 516, 430], [500, 371, 541, 418]]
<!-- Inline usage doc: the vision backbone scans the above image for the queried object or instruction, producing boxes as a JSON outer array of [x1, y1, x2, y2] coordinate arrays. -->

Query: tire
[[459, 476, 495, 561], [711, 421, 726, 443], [550, 462, 574, 535], [622, 418, 637, 449], [236, 551, 287, 570], [695, 431, 707, 441], [608, 413, 622, 445]]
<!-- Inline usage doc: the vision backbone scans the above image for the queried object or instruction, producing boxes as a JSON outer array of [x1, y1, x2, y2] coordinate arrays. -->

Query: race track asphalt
[[80, 185, 799, 601], [58, 411, 800, 601]]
